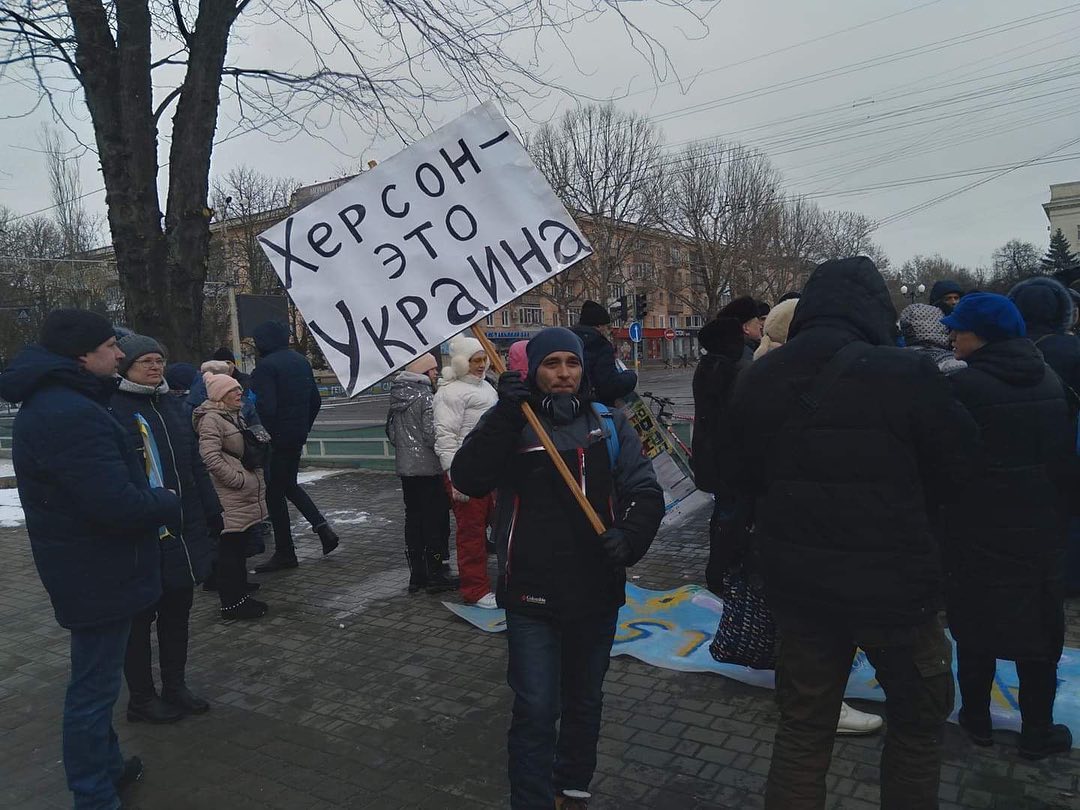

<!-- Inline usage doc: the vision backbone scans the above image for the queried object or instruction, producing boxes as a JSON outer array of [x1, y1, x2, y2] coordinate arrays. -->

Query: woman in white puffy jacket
[[433, 335, 498, 607]]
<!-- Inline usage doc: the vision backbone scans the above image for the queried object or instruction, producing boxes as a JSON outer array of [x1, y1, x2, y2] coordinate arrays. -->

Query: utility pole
[[222, 196, 243, 367]]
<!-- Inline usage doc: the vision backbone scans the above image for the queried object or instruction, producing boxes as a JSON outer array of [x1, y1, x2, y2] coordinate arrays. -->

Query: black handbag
[[225, 414, 270, 471], [709, 563, 777, 669]]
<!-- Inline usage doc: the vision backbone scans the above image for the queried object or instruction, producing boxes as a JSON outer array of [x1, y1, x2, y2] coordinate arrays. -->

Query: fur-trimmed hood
[[1009, 276, 1075, 336], [754, 298, 799, 359], [441, 335, 486, 383]]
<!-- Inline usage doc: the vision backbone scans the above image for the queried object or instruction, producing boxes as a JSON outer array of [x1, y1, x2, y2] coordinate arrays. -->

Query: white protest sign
[[257, 102, 594, 395]]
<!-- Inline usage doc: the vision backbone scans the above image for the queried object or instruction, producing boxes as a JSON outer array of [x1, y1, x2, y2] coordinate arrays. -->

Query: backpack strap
[[591, 402, 621, 470], [792, 341, 871, 422]]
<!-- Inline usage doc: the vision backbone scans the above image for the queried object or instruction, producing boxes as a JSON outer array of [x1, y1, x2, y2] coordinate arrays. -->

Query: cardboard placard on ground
[[257, 102, 593, 395]]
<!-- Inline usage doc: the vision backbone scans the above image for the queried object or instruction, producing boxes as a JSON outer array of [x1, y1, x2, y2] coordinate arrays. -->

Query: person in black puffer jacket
[[690, 315, 749, 592], [110, 334, 223, 724], [727, 257, 978, 810], [570, 300, 637, 405], [1009, 276, 1080, 395], [941, 293, 1077, 760], [451, 327, 663, 810], [249, 320, 338, 571]]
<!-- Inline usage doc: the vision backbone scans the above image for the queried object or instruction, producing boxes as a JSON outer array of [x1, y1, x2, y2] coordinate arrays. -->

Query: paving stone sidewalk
[[2, 470, 1079, 809]]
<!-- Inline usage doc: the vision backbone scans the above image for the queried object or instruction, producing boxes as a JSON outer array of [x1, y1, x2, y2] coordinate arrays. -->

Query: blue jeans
[[505, 609, 618, 810], [64, 618, 131, 810]]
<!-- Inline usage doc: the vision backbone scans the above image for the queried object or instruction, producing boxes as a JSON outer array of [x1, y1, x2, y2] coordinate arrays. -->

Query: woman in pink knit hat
[[194, 372, 270, 620]]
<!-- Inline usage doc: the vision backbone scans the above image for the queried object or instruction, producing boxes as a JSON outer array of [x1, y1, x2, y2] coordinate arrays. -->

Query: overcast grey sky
[[1, 0, 1077, 273]]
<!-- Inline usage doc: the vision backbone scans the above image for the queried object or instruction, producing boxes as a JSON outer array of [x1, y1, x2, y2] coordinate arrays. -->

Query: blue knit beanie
[[941, 292, 1026, 342], [526, 327, 584, 385]]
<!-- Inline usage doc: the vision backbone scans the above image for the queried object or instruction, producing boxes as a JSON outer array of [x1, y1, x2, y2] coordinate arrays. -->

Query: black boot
[[426, 570, 460, 594], [115, 756, 144, 791], [220, 596, 269, 621], [315, 523, 339, 555], [127, 693, 184, 724], [161, 684, 210, 715], [1018, 724, 1073, 760], [254, 554, 298, 573], [958, 706, 993, 747]]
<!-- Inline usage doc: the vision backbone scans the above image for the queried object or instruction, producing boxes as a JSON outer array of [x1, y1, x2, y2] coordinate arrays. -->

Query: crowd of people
[[3, 252, 1080, 809], [694, 258, 1079, 809], [0, 311, 338, 809]]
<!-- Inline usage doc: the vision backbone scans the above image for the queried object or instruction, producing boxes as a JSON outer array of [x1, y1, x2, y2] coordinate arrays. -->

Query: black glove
[[207, 512, 225, 536], [496, 371, 530, 407], [600, 527, 633, 567]]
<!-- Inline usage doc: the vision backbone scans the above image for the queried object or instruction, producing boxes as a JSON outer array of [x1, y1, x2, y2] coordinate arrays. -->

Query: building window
[[567, 308, 580, 327], [686, 315, 703, 328], [668, 245, 683, 264], [485, 313, 494, 327], [669, 315, 677, 329], [519, 307, 544, 325], [612, 283, 626, 299], [501, 310, 511, 327]]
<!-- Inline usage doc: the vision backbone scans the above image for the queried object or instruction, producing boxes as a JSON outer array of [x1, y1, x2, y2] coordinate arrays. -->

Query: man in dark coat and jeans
[[249, 320, 339, 571], [0, 310, 181, 810], [452, 327, 664, 810], [727, 258, 978, 810], [570, 300, 637, 406]]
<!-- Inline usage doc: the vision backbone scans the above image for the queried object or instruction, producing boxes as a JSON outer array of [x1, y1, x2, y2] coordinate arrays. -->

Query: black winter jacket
[[945, 338, 1074, 661], [728, 257, 978, 627], [451, 394, 664, 618], [0, 346, 180, 629], [250, 321, 322, 448], [1009, 277, 1080, 397], [111, 379, 221, 590], [691, 318, 746, 496], [570, 325, 637, 405]]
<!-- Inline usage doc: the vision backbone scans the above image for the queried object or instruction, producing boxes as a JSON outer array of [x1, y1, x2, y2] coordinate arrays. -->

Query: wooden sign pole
[[470, 324, 607, 535]]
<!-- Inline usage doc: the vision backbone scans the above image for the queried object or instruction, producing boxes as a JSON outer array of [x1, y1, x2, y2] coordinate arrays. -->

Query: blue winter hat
[[941, 292, 1026, 342], [526, 327, 584, 385]]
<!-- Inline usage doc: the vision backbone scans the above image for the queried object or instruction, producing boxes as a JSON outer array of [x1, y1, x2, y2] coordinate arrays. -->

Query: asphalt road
[[314, 364, 698, 428]]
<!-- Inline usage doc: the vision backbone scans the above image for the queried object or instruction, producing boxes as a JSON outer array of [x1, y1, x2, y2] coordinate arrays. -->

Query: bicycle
[[640, 391, 693, 458]]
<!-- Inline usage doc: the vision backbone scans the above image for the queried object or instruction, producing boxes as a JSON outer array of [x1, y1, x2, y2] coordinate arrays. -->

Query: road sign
[[628, 321, 642, 343], [664, 328, 676, 341]]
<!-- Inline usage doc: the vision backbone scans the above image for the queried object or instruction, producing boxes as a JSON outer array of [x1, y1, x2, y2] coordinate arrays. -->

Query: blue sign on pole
[[628, 321, 643, 343]]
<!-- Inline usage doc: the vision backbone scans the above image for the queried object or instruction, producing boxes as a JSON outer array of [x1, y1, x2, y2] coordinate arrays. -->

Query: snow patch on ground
[[0, 460, 14, 478], [296, 468, 349, 485], [0, 489, 25, 528], [323, 508, 371, 525]]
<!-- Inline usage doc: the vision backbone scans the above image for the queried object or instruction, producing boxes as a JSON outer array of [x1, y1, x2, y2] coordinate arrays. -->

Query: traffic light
[[634, 292, 648, 321], [611, 295, 628, 323]]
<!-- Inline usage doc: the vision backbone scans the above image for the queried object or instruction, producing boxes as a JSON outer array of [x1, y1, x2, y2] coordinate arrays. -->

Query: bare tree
[[815, 210, 889, 270], [209, 165, 298, 295], [40, 125, 101, 256], [757, 195, 823, 302], [666, 140, 781, 317], [891, 254, 981, 314], [1, 1, 708, 360], [530, 103, 668, 306], [992, 238, 1042, 289]]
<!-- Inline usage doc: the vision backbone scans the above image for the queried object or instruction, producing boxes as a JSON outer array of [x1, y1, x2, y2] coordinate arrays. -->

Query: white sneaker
[[473, 593, 498, 610], [837, 702, 883, 735]]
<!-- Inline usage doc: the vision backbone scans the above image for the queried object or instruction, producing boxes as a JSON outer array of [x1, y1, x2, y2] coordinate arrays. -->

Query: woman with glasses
[[110, 334, 223, 723]]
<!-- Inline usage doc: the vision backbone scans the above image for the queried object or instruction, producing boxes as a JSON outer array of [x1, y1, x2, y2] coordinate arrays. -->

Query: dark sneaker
[[1018, 723, 1072, 760], [161, 685, 210, 715], [958, 707, 993, 747], [315, 523, 339, 555], [115, 756, 143, 790], [220, 597, 269, 621], [254, 555, 298, 573], [127, 694, 184, 724], [555, 794, 590, 809]]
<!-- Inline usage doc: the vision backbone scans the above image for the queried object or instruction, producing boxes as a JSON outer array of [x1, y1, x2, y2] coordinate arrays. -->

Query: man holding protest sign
[[451, 327, 664, 809]]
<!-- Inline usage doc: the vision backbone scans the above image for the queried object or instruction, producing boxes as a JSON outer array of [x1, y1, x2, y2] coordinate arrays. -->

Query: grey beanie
[[117, 334, 166, 376]]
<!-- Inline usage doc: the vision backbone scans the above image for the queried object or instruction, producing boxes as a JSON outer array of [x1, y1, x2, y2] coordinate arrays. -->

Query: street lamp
[[899, 282, 926, 303]]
